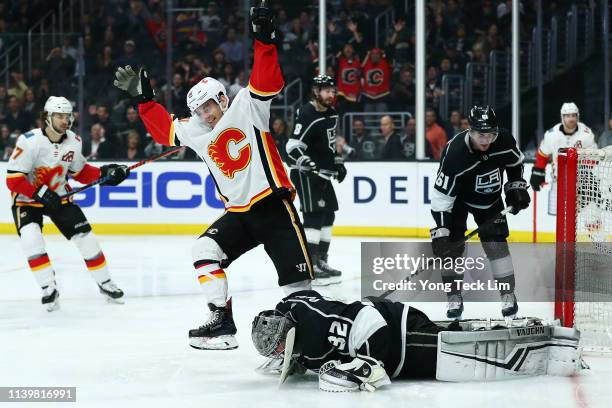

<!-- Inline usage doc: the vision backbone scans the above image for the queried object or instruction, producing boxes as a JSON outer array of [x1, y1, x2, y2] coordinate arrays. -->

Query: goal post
[[555, 147, 612, 352]]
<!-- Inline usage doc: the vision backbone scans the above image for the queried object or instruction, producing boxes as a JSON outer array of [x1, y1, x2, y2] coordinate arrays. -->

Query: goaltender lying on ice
[[252, 290, 587, 392]]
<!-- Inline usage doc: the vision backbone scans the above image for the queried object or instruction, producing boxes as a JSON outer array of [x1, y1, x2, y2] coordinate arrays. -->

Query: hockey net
[[555, 147, 612, 352]]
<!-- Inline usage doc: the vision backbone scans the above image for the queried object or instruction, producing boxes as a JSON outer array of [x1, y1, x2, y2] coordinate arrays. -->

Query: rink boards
[[0, 161, 557, 241]]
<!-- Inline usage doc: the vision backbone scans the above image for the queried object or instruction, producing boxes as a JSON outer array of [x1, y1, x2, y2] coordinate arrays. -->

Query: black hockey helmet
[[312, 74, 336, 90], [467, 105, 498, 133]]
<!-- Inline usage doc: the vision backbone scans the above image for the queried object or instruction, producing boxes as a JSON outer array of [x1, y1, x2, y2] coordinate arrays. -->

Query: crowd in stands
[[1, 0, 607, 164]]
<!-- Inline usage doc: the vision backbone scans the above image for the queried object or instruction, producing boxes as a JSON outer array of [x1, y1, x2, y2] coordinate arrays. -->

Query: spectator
[[598, 117, 612, 147], [378, 115, 404, 160], [45, 47, 75, 96], [217, 63, 235, 90], [271, 118, 289, 163], [390, 66, 415, 112], [0, 86, 8, 121], [336, 135, 356, 161], [121, 130, 145, 160], [361, 48, 392, 114], [400, 117, 416, 160], [425, 108, 448, 160], [219, 28, 244, 69], [94, 105, 117, 142], [61, 36, 78, 60], [425, 66, 443, 109], [4, 95, 32, 134], [351, 118, 377, 160], [387, 18, 412, 67], [460, 116, 470, 131], [116, 40, 140, 68], [199, 1, 222, 45], [210, 49, 227, 78], [161, 73, 189, 118], [8, 71, 28, 100], [449, 110, 462, 135], [22, 88, 39, 116], [228, 70, 248, 100], [336, 43, 362, 114], [119, 106, 147, 140], [83, 123, 114, 160]]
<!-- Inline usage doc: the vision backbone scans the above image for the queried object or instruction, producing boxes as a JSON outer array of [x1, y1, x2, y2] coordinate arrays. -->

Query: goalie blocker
[[252, 291, 586, 392]]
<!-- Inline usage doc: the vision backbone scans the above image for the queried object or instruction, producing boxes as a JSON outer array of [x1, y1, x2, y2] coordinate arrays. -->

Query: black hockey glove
[[296, 155, 318, 175], [529, 167, 546, 192], [430, 227, 451, 258], [113, 65, 154, 104], [334, 157, 347, 183], [100, 164, 130, 186], [34, 185, 61, 212], [504, 181, 530, 215], [250, 3, 277, 44]]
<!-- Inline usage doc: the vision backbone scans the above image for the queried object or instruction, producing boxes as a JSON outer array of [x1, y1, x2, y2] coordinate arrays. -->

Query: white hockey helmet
[[44, 96, 74, 130], [560, 102, 579, 122], [187, 77, 228, 117]]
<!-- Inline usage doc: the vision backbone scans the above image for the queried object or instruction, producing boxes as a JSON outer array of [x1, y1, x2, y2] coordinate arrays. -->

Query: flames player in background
[[286, 75, 347, 286], [5, 96, 129, 311], [113, 4, 313, 350], [530, 102, 597, 215], [430, 106, 530, 319]]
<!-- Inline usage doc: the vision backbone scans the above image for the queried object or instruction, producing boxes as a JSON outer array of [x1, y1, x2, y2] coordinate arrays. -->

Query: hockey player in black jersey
[[252, 290, 585, 392], [286, 75, 347, 286], [430, 106, 530, 319]]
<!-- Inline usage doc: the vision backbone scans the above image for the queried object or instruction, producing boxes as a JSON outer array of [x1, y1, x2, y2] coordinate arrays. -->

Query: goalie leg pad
[[436, 321, 585, 381], [318, 355, 391, 392]]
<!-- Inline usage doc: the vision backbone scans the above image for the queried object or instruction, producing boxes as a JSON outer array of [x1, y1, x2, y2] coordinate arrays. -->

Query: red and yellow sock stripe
[[85, 253, 107, 271], [28, 254, 51, 272], [196, 262, 227, 284]]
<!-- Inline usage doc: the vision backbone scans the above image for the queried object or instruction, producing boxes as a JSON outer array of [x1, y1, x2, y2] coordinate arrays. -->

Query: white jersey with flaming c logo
[[7, 128, 87, 205]]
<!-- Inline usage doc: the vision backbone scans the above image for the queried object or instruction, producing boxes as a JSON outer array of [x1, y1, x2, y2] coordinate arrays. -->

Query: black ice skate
[[501, 292, 518, 318], [446, 293, 464, 319], [312, 255, 339, 287], [98, 279, 125, 304], [318, 254, 342, 284], [189, 300, 238, 350], [41, 284, 60, 312]]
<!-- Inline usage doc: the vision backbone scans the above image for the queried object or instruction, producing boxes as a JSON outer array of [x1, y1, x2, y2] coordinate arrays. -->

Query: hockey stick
[[61, 146, 186, 198], [378, 205, 515, 300], [312, 169, 338, 181]]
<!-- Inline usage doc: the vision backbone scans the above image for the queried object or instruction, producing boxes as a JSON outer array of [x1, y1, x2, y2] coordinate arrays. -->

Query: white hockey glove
[[318, 355, 391, 392]]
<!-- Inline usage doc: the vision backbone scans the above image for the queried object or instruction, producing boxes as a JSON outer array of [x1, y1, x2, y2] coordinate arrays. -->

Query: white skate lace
[[199, 310, 223, 329]]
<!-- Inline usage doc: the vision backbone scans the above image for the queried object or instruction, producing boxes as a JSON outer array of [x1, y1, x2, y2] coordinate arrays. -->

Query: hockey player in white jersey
[[113, 4, 313, 350], [530, 102, 597, 214], [5, 96, 130, 311]]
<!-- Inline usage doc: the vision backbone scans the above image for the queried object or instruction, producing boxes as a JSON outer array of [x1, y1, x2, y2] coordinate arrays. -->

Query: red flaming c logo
[[34, 166, 64, 191], [207, 128, 251, 179]]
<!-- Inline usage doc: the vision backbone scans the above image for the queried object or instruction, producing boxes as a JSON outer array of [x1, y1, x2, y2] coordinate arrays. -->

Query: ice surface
[[1, 235, 611, 408]]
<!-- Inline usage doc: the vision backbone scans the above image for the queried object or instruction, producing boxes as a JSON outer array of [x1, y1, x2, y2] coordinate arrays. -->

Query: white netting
[[574, 147, 612, 352]]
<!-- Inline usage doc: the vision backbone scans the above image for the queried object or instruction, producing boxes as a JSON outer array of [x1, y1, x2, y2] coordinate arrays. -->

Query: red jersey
[[337, 56, 361, 102], [361, 51, 391, 99]]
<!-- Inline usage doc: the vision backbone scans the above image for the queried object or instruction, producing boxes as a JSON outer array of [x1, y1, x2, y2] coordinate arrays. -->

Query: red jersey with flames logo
[[337, 56, 361, 102], [361, 50, 391, 99], [138, 40, 292, 212], [6, 128, 99, 206]]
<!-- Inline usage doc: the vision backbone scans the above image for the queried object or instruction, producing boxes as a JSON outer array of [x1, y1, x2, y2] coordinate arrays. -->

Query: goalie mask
[[251, 309, 294, 357], [467, 105, 498, 147], [43, 96, 74, 133], [187, 77, 229, 123]]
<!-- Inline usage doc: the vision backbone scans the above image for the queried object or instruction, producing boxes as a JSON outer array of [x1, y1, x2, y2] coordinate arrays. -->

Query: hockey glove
[[334, 157, 347, 183], [250, 4, 277, 44], [430, 227, 451, 258], [529, 167, 546, 191], [296, 155, 318, 175], [318, 356, 391, 392], [100, 164, 130, 186], [34, 185, 61, 212], [504, 180, 531, 215], [113, 65, 154, 103]]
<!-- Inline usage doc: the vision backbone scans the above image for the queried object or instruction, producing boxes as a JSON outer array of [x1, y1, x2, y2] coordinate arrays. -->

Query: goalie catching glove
[[113, 65, 154, 103], [318, 355, 391, 392]]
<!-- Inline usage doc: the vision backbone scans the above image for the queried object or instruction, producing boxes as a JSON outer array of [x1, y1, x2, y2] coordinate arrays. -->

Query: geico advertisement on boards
[[0, 161, 555, 234]]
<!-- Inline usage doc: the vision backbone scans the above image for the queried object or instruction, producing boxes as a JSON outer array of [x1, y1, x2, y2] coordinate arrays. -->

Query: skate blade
[[105, 296, 125, 304], [189, 335, 238, 350]]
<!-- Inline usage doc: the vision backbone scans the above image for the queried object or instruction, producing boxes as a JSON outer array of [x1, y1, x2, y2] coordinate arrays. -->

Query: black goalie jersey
[[275, 290, 420, 378], [286, 102, 339, 172], [432, 128, 525, 212]]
